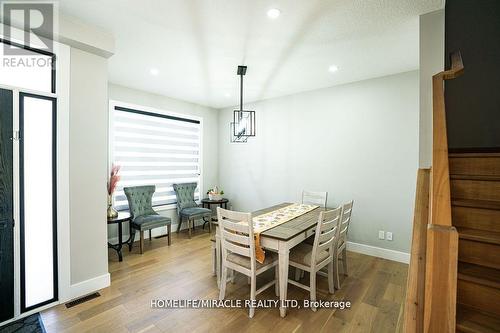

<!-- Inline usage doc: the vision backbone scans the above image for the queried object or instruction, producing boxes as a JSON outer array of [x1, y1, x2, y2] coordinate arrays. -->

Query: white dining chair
[[334, 200, 354, 288], [302, 190, 328, 208], [287, 206, 341, 311], [217, 207, 279, 318]]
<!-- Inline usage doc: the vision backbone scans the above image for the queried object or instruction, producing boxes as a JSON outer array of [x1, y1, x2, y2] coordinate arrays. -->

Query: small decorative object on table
[[107, 164, 121, 218], [207, 186, 224, 201]]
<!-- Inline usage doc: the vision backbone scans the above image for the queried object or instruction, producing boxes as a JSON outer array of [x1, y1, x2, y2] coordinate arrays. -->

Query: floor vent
[[65, 292, 101, 308]]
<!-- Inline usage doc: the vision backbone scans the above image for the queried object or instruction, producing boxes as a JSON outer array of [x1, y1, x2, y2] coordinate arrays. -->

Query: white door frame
[[0, 25, 70, 325]]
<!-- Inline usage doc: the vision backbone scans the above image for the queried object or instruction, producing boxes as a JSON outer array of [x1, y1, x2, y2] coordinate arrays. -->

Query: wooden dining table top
[[256, 203, 331, 241]]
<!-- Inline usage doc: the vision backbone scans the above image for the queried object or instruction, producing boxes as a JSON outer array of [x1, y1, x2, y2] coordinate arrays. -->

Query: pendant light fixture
[[230, 65, 255, 143]]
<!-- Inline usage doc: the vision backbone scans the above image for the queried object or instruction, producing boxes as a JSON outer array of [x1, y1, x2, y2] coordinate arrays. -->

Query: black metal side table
[[201, 198, 229, 228], [107, 211, 132, 262]]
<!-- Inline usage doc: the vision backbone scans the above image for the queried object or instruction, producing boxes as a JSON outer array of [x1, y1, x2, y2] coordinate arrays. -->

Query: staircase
[[450, 153, 500, 333]]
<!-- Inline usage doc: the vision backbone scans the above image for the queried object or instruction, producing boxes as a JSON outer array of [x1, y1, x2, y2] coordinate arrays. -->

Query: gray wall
[[107, 84, 219, 240], [419, 10, 444, 167], [218, 71, 419, 253], [445, 0, 500, 149], [69, 48, 109, 284]]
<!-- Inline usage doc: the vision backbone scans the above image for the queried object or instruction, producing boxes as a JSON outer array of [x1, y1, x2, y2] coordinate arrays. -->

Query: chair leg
[[176, 216, 183, 233], [230, 269, 235, 284], [211, 244, 217, 277], [249, 274, 256, 318], [328, 261, 335, 294], [335, 254, 341, 289], [342, 248, 348, 276], [140, 231, 144, 254], [216, 237, 221, 288], [219, 264, 227, 300], [295, 268, 301, 281], [208, 218, 212, 233], [129, 230, 136, 252], [149, 229, 152, 242], [275, 265, 280, 297], [167, 224, 171, 245], [188, 219, 192, 238], [247, 276, 251, 285], [310, 270, 317, 312]]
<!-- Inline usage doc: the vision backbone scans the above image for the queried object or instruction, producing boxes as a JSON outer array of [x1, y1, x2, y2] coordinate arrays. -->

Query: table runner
[[248, 203, 319, 263]]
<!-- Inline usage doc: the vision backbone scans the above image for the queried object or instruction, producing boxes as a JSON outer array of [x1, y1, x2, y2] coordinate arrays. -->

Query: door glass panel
[[20, 94, 56, 310]]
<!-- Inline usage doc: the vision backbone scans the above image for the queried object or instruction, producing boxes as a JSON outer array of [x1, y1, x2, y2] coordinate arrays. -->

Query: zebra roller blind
[[111, 105, 201, 210]]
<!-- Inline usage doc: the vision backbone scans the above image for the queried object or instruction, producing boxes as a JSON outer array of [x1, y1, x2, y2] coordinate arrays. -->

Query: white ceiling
[[59, 0, 444, 109]]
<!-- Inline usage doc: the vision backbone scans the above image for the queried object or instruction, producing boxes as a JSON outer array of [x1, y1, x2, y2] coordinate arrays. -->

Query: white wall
[[69, 48, 109, 290], [419, 10, 444, 167], [218, 71, 419, 253], [107, 84, 219, 239]]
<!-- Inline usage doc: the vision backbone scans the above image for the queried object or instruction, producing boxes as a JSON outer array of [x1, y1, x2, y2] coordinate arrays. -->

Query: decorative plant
[[207, 186, 224, 195], [107, 164, 121, 195]]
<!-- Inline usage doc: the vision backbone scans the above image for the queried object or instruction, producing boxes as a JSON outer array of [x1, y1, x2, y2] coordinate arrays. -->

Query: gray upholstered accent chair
[[124, 185, 172, 254], [173, 182, 212, 238]]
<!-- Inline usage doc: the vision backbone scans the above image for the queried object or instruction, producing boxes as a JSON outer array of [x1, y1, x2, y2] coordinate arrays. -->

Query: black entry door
[[0, 88, 14, 322]]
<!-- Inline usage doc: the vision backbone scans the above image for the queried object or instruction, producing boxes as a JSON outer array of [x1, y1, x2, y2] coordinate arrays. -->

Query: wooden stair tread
[[457, 305, 500, 333], [452, 199, 500, 210], [458, 262, 500, 289], [457, 227, 500, 245], [451, 174, 500, 181], [450, 152, 500, 158]]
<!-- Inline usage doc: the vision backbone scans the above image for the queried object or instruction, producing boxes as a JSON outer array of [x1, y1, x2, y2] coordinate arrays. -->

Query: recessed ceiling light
[[150, 68, 159, 76], [328, 65, 339, 73], [267, 8, 281, 19], [224, 92, 231, 98]]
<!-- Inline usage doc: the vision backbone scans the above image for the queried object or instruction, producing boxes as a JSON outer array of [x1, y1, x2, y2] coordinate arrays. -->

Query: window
[[20, 93, 57, 311], [110, 103, 202, 210], [0, 39, 55, 93]]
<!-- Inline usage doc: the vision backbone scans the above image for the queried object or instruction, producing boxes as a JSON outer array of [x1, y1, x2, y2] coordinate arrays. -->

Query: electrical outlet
[[386, 232, 393, 241], [378, 230, 385, 240]]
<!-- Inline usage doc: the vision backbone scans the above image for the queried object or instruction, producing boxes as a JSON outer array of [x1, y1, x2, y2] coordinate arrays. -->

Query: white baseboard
[[107, 221, 205, 244], [68, 273, 110, 301], [347, 241, 410, 264]]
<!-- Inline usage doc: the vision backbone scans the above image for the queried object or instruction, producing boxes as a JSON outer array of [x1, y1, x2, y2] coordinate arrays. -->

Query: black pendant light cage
[[232, 65, 256, 141]]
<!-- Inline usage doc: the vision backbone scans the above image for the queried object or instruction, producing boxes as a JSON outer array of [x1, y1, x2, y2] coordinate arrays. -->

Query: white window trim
[[108, 100, 204, 212]]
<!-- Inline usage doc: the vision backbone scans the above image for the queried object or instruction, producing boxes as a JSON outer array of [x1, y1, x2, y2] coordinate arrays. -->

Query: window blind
[[112, 106, 201, 211]]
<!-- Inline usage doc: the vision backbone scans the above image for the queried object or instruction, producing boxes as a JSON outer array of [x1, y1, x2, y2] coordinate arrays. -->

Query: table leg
[[278, 241, 289, 317], [117, 221, 123, 262]]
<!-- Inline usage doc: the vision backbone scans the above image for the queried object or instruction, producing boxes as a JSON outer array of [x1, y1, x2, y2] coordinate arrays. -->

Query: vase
[[209, 193, 223, 201], [107, 194, 118, 218]]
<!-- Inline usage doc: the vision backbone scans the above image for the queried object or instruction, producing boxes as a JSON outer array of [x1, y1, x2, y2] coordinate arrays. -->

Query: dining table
[[215, 202, 328, 318]]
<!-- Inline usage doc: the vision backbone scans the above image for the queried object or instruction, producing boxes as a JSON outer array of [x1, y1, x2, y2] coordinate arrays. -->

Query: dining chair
[[302, 190, 328, 208], [287, 206, 341, 311], [334, 200, 354, 288], [217, 207, 279, 318], [173, 182, 212, 238], [124, 185, 172, 254]]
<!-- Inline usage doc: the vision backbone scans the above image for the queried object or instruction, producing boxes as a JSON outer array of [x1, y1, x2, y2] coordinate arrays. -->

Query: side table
[[201, 198, 229, 229], [107, 211, 132, 262]]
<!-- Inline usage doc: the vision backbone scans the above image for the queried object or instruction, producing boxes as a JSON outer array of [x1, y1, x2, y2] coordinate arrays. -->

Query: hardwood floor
[[41, 229, 408, 333]]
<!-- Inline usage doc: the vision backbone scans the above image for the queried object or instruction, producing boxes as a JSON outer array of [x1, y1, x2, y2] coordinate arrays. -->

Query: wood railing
[[429, 51, 464, 228], [404, 168, 430, 332], [404, 51, 464, 333]]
